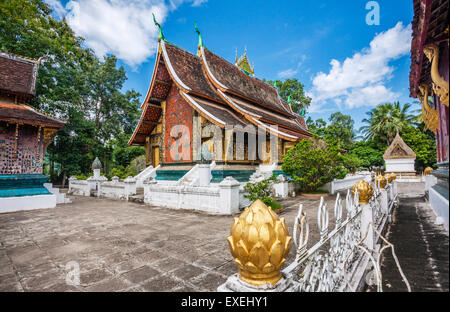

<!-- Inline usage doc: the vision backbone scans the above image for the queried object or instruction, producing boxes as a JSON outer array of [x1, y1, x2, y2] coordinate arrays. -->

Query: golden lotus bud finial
[[352, 180, 373, 205], [376, 174, 387, 189], [226, 199, 292, 287], [424, 167, 433, 175], [387, 172, 396, 183]]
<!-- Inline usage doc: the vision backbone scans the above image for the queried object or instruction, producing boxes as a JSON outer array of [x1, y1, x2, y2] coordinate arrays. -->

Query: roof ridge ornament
[[195, 21, 203, 48], [195, 21, 203, 56], [152, 13, 165, 42], [236, 47, 255, 76]]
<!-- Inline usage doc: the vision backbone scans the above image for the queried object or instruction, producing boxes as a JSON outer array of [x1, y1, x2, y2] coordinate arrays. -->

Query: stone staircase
[[128, 187, 144, 204], [43, 183, 72, 204]]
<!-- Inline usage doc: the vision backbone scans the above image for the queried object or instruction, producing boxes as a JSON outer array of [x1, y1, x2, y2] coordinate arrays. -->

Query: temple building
[[0, 52, 66, 212], [129, 21, 312, 182], [409, 0, 449, 229], [383, 132, 417, 176]]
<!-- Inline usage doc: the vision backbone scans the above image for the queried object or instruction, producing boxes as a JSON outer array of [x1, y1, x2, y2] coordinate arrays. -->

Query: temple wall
[[0, 122, 44, 174], [436, 44, 449, 163], [164, 85, 193, 163]]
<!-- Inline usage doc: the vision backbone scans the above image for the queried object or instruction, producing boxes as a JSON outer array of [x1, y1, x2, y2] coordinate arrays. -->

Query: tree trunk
[[61, 170, 66, 188]]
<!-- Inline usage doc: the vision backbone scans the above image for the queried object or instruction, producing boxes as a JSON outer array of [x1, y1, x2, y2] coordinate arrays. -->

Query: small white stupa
[[383, 132, 416, 176]]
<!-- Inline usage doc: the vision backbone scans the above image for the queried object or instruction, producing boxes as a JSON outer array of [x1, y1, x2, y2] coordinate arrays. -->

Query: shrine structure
[[129, 19, 312, 182], [0, 52, 66, 212]]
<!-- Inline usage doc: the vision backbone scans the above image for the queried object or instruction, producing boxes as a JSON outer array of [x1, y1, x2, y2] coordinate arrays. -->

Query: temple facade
[[0, 52, 65, 211], [129, 23, 312, 181], [409, 0, 449, 229]]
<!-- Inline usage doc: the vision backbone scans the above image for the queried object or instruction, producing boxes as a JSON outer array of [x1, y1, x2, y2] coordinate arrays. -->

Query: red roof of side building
[[0, 52, 40, 98], [0, 102, 66, 128]]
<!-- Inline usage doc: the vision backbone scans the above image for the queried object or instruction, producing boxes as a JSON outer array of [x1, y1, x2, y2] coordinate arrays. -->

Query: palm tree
[[359, 102, 416, 145]]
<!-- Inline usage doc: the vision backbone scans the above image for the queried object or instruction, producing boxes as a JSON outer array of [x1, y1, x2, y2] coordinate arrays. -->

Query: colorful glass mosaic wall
[[0, 122, 44, 174], [164, 85, 193, 163]]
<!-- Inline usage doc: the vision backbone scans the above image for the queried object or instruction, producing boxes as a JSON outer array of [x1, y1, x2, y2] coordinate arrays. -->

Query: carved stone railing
[[281, 178, 398, 292]]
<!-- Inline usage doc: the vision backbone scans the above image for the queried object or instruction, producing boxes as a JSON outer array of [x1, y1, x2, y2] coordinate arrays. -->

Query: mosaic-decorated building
[[129, 22, 312, 181], [409, 0, 449, 229], [0, 52, 65, 208]]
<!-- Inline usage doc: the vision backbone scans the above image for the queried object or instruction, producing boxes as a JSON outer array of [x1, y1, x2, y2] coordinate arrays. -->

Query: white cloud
[[277, 55, 306, 79], [278, 68, 298, 79], [44, 0, 67, 17], [309, 22, 411, 110], [45, 0, 208, 67]]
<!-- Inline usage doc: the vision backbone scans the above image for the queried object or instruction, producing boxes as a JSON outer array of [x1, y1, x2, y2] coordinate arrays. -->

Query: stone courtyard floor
[[0, 193, 337, 292]]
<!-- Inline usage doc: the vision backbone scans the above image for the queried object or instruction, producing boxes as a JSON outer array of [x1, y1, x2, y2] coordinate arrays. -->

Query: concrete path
[[374, 197, 449, 292], [0, 193, 337, 292]]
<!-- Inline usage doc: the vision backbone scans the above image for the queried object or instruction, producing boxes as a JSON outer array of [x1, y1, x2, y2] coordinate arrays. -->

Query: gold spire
[[227, 199, 291, 286], [236, 47, 255, 76]]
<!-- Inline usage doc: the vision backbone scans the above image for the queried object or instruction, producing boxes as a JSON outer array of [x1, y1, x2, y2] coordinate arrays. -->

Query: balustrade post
[[218, 199, 299, 292], [352, 180, 374, 250]]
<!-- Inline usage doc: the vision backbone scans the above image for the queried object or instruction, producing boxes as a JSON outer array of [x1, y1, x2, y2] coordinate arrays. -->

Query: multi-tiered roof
[[0, 52, 65, 129], [129, 30, 311, 146]]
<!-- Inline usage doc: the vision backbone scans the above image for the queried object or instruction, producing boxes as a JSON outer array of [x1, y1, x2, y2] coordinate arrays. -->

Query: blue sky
[[46, 0, 418, 131]]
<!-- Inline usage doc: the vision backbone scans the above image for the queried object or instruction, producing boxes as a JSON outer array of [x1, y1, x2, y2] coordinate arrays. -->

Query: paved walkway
[[375, 197, 449, 292], [0, 193, 336, 292]]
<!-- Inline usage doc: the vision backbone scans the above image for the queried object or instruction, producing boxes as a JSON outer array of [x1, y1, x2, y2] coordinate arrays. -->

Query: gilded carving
[[418, 83, 439, 134], [227, 199, 292, 286], [423, 44, 449, 107], [43, 128, 58, 147], [375, 174, 387, 189], [351, 180, 373, 205]]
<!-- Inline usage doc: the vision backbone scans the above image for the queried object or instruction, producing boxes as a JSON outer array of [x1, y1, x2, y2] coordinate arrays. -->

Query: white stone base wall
[[385, 158, 416, 174], [0, 194, 57, 213], [68, 179, 90, 196], [144, 177, 240, 214], [429, 187, 449, 231]]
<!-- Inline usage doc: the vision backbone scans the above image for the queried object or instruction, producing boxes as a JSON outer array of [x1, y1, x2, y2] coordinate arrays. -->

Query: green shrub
[[340, 153, 362, 174], [127, 155, 146, 174], [244, 176, 282, 211], [281, 139, 348, 193], [74, 173, 87, 180]]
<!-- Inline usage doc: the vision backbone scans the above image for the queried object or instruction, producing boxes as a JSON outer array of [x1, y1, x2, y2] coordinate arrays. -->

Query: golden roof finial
[[352, 180, 373, 205], [227, 199, 291, 286], [236, 47, 255, 76]]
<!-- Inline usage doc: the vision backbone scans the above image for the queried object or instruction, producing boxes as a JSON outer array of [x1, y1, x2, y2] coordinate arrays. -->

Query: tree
[[306, 117, 327, 138], [348, 141, 384, 170], [402, 125, 436, 171], [0, 0, 142, 184], [323, 112, 355, 151], [264, 78, 311, 115], [360, 102, 416, 145], [281, 139, 348, 192]]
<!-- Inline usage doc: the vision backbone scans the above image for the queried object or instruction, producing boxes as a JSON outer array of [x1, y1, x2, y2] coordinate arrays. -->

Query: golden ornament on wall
[[418, 83, 440, 134], [352, 180, 374, 205], [227, 199, 292, 286], [423, 44, 449, 107]]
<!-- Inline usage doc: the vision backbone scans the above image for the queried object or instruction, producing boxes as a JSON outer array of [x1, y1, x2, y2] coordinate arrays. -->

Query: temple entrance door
[[153, 147, 160, 167], [262, 140, 271, 164]]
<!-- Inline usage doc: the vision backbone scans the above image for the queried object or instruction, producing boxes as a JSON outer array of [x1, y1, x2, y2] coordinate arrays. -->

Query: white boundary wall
[[144, 176, 240, 215], [0, 194, 57, 213], [320, 173, 372, 195]]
